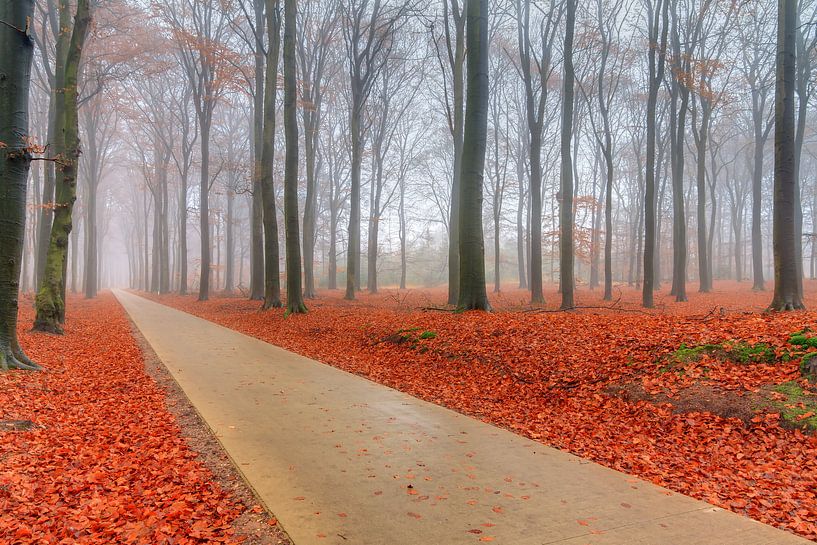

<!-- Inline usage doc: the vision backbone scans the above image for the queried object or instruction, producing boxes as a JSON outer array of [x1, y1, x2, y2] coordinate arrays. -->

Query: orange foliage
[[0, 296, 245, 544]]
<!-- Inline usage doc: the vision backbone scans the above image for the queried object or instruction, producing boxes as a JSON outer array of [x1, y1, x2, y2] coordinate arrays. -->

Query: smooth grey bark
[[225, 188, 235, 293], [0, 0, 40, 370], [456, 0, 490, 311], [438, 0, 465, 305], [283, 0, 306, 314], [250, 0, 266, 301], [793, 2, 816, 301], [33, 0, 60, 292], [559, 0, 576, 310], [261, 0, 282, 309], [642, 0, 668, 308], [770, 0, 804, 310]]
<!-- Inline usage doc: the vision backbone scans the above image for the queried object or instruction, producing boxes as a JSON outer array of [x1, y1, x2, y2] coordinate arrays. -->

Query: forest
[[3, 0, 817, 543]]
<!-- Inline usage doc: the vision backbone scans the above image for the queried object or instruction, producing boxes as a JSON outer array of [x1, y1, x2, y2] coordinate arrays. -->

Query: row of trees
[[1, 0, 815, 370]]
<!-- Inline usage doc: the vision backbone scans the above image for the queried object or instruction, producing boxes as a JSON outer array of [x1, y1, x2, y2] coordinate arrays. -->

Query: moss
[[668, 341, 776, 368], [774, 381, 803, 397], [418, 330, 437, 340], [769, 382, 817, 431], [726, 341, 775, 364], [789, 334, 809, 346], [671, 343, 723, 363]]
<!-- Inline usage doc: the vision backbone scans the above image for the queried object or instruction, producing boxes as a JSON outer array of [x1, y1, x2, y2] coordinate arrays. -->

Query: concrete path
[[113, 290, 810, 545]]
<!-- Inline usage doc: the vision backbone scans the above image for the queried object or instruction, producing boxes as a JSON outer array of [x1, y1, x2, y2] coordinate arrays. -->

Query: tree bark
[[559, 0, 576, 310], [769, 0, 804, 310], [261, 0, 282, 309], [283, 0, 306, 314], [34, 0, 92, 333], [0, 0, 40, 370], [456, 0, 490, 311], [250, 0, 266, 301], [642, 0, 668, 308]]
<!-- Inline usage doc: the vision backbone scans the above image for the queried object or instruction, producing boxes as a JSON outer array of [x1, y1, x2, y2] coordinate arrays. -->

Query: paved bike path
[[113, 290, 809, 545]]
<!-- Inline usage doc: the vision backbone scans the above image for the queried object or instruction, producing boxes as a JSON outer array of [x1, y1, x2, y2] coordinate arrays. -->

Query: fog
[[17, 0, 817, 309]]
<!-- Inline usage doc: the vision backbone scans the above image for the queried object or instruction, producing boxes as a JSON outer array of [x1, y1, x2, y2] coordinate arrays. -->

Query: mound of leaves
[[153, 283, 817, 541], [0, 295, 246, 544]]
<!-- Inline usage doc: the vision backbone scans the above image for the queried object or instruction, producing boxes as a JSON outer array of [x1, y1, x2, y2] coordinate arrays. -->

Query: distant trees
[[514, 0, 561, 305], [161, 0, 232, 302], [11, 0, 817, 316]]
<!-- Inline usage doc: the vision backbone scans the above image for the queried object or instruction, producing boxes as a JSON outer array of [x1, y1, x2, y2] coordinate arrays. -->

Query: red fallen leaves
[[0, 295, 245, 544], [153, 282, 817, 542]]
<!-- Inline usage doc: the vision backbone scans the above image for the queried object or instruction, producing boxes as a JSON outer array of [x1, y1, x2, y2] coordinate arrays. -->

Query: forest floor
[[147, 280, 817, 541], [0, 295, 292, 545]]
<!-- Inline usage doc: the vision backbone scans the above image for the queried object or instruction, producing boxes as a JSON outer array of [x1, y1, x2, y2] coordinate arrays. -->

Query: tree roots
[[0, 346, 41, 372]]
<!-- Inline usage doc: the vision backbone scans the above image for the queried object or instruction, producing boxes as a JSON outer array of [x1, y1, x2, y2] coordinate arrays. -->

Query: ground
[[149, 280, 817, 541], [2, 281, 817, 542], [0, 296, 292, 545]]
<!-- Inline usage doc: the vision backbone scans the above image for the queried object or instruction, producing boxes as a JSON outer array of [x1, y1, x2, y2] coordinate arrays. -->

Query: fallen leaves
[[0, 295, 246, 544], [151, 282, 817, 541]]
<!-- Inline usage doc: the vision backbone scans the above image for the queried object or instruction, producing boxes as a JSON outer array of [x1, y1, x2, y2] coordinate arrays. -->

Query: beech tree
[[641, 0, 668, 309], [770, 0, 804, 310], [0, 0, 40, 370], [34, 0, 92, 333], [261, 0, 282, 309], [282, 0, 307, 314], [457, 0, 490, 311], [559, 0, 577, 310]]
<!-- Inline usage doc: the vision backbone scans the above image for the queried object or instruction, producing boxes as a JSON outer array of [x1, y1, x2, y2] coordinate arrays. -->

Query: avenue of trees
[[1, 0, 817, 367]]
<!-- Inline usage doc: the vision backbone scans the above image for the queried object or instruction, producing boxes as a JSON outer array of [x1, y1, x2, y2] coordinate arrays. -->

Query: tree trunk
[[695, 99, 712, 292], [225, 188, 235, 293], [642, 0, 668, 308], [283, 0, 306, 314], [0, 0, 39, 370], [261, 0, 282, 309], [34, 0, 92, 333], [399, 171, 407, 289], [457, 0, 490, 311], [198, 118, 211, 301], [250, 0, 266, 301], [559, 0, 576, 310], [179, 167, 188, 295], [751, 99, 767, 290], [447, 3, 465, 305], [769, 0, 804, 310], [346, 94, 362, 300]]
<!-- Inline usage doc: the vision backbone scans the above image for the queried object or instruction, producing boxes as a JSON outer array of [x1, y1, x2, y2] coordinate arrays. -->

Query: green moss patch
[[667, 341, 775, 368], [765, 382, 817, 431]]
